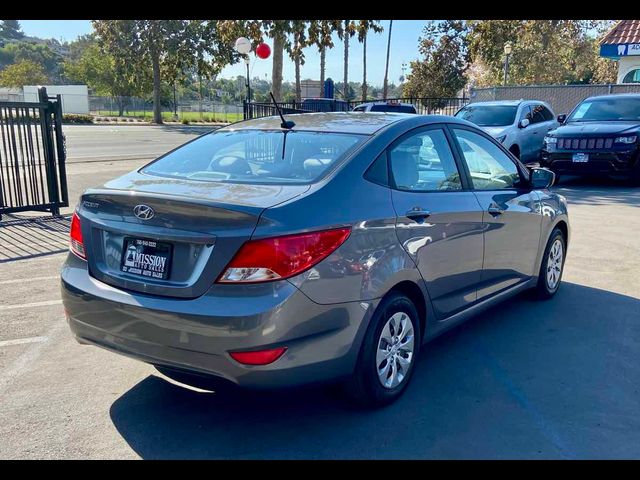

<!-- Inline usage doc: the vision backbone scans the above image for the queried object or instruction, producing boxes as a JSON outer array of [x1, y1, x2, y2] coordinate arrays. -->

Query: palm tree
[[288, 20, 308, 102], [383, 20, 393, 100], [356, 20, 383, 101], [308, 21, 342, 96], [339, 20, 356, 100]]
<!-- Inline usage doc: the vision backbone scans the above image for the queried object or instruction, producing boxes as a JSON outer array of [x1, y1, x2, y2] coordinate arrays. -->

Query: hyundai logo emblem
[[133, 204, 155, 220]]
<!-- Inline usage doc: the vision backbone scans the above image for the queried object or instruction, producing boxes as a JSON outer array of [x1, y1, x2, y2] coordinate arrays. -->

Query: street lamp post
[[503, 42, 513, 86], [234, 37, 253, 103], [244, 56, 251, 103]]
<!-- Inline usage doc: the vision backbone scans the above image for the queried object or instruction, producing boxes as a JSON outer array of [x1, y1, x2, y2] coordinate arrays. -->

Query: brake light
[[218, 227, 351, 283], [229, 347, 287, 365], [70, 212, 86, 260]]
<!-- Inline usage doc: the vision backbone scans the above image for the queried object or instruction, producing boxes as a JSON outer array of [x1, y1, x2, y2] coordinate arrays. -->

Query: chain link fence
[[469, 84, 640, 115], [88, 96, 244, 123]]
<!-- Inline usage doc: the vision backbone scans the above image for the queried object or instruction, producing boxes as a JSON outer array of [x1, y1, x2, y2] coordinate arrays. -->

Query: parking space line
[[0, 336, 48, 347], [0, 300, 62, 311], [0, 276, 60, 285]]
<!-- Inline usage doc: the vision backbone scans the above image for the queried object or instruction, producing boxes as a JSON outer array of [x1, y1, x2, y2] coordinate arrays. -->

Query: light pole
[[234, 37, 252, 103], [503, 42, 513, 86], [244, 56, 252, 103]]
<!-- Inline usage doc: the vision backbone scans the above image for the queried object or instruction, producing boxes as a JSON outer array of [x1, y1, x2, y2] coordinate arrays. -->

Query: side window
[[388, 128, 462, 191], [541, 106, 554, 121], [453, 128, 522, 190], [530, 104, 547, 124]]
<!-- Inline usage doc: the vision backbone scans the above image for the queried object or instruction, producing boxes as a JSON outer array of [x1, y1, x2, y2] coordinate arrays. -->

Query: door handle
[[405, 207, 431, 222], [488, 204, 504, 216]]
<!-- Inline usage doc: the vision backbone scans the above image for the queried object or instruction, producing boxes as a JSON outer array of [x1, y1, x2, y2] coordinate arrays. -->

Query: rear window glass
[[370, 104, 416, 113], [142, 130, 365, 184]]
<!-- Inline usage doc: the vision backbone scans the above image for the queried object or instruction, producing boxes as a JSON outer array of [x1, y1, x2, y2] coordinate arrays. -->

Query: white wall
[[617, 57, 640, 84], [22, 85, 90, 115]]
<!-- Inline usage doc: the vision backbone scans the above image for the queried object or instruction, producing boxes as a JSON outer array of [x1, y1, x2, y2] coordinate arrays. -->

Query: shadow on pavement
[[0, 214, 71, 263], [553, 175, 640, 207], [109, 282, 640, 459]]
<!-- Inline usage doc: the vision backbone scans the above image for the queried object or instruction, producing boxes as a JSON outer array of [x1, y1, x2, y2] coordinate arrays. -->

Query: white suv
[[352, 101, 417, 114], [455, 100, 559, 164]]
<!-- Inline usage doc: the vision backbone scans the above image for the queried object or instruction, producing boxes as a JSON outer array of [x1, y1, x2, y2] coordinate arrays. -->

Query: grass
[[92, 110, 242, 123]]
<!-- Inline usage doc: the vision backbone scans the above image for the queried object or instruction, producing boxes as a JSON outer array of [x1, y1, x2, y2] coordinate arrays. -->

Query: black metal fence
[[0, 87, 68, 220], [243, 97, 469, 120]]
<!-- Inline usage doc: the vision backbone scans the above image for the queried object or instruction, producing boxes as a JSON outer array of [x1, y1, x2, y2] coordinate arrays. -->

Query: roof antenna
[[270, 92, 295, 129]]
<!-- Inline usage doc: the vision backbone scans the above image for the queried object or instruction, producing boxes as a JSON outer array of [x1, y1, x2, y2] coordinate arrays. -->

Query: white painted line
[[0, 336, 48, 347], [0, 300, 62, 311], [0, 275, 60, 285]]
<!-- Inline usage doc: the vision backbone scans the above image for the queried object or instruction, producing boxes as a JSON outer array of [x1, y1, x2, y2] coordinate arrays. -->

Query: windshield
[[142, 130, 366, 184], [567, 97, 640, 122], [455, 105, 517, 126]]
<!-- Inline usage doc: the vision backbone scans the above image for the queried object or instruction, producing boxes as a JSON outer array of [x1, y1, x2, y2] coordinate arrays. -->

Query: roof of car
[[356, 101, 415, 107], [222, 112, 418, 135], [464, 100, 533, 107], [582, 93, 640, 102]]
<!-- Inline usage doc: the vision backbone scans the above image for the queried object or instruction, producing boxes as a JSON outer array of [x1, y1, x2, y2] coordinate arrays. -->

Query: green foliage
[[466, 20, 618, 86], [403, 21, 468, 99], [62, 114, 93, 124], [0, 59, 48, 88]]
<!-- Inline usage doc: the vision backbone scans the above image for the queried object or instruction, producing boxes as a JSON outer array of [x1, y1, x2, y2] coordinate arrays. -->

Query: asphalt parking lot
[[1, 126, 639, 459]]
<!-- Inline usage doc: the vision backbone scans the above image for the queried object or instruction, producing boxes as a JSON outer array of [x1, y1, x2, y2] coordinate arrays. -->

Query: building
[[600, 20, 640, 84], [23, 85, 89, 115]]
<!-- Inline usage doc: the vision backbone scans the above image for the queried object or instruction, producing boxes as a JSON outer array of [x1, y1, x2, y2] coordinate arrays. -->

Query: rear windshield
[[455, 105, 517, 126], [142, 130, 366, 184], [370, 104, 417, 113], [567, 97, 640, 122]]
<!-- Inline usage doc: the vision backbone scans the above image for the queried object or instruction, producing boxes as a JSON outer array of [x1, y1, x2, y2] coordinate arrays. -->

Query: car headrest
[[211, 156, 251, 175]]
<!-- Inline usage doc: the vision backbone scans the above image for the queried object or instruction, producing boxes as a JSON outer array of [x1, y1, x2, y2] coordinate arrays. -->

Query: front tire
[[534, 228, 566, 299], [344, 293, 421, 407]]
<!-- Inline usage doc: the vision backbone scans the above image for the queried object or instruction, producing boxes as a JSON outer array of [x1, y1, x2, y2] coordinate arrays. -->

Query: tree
[[403, 21, 469, 100], [63, 40, 146, 116], [338, 20, 356, 100], [466, 20, 617, 86], [382, 20, 393, 99], [288, 20, 309, 102], [0, 20, 24, 40], [0, 59, 47, 88], [0, 42, 61, 81], [93, 20, 236, 124], [356, 20, 383, 101], [308, 21, 342, 95]]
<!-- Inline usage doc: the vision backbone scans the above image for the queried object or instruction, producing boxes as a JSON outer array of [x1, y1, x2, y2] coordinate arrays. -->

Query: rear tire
[[344, 293, 421, 408], [533, 228, 566, 300]]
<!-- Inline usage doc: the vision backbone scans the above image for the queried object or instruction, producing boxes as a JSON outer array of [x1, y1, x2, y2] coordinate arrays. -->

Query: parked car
[[455, 100, 559, 165], [301, 98, 350, 112], [61, 112, 569, 407], [541, 93, 640, 182], [352, 100, 417, 114]]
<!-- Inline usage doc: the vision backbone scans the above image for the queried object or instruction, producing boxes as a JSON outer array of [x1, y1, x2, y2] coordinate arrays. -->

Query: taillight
[[218, 227, 351, 283], [70, 212, 86, 260], [229, 347, 287, 366]]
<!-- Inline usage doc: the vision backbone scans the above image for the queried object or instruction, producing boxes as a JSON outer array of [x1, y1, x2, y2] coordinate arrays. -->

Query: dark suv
[[541, 94, 640, 182]]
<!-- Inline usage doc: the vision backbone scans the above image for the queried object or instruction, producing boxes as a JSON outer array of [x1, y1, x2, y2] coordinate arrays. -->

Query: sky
[[18, 20, 429, 87]]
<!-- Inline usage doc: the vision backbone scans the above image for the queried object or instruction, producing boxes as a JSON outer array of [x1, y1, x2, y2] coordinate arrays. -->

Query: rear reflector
[[70, 212, 86, 260], [218, 227, 351, 283], [229, 347, 287, 365]]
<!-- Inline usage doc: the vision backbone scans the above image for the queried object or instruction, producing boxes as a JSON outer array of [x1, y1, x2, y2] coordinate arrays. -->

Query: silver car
[[61, 112, 569, 407], [455, 100, 560, 165]]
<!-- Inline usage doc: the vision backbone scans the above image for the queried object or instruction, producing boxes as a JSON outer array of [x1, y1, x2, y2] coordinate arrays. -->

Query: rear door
[[388, 125, 485, 319], [527, 104, 555, 161], [449, 126, 542, 300]]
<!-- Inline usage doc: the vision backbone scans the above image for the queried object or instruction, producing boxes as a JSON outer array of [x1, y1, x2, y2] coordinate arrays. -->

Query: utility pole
[[383, 20, 393, 100]]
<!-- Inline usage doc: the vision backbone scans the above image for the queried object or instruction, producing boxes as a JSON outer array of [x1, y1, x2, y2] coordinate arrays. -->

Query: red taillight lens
[[70, 212, 86, 260], [229, 347, 287, 366], [218, 227, 351, 283]]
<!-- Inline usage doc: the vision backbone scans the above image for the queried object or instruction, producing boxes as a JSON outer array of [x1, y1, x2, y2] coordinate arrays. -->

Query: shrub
[[62, 114, 93, 124], [181, 118, 190, 125]]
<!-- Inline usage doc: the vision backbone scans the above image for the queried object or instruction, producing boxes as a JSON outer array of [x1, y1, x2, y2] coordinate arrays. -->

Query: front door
[[387, 126, 485, 319], [449, 126, 542, 300]]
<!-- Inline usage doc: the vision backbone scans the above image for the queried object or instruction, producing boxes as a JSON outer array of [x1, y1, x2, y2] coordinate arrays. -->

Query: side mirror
[[519, 118, 530, 128], [557, 114, 566, 124], [530, 167, 555, 189]]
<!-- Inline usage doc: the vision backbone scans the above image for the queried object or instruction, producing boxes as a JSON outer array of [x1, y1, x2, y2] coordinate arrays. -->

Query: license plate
[[121, 237, 172, 280], [572, 152, 589, 163]]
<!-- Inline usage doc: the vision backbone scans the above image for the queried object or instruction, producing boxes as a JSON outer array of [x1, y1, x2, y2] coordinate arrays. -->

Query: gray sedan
[[455, 100, 560, 164], [61, 112, 569, 407]]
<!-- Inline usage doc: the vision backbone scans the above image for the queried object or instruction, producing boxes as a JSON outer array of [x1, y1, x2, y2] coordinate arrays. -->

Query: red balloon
[[256, 43, 271, 59]]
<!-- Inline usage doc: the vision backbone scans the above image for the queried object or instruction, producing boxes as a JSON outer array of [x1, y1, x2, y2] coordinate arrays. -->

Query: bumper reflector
[[229, 347, 287, 366]]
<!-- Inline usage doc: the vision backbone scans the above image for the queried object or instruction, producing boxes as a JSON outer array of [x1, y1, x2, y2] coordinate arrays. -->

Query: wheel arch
[[383, 280, 428, 343]]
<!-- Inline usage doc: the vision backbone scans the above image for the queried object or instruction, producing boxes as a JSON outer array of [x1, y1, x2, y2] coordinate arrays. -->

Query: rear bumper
[[541, 149, 640, 177], [61, 254, 377, 389]]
